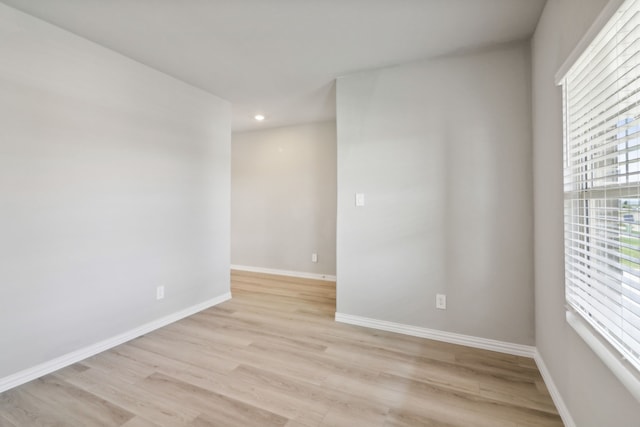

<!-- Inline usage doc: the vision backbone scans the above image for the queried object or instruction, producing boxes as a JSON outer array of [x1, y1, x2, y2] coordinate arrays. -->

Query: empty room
[[1, 0, 640, 426]]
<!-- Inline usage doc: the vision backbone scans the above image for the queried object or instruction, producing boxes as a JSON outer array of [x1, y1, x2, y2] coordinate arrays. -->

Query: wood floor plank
[[0, 388, 69, 427], [20, 375, 134, 427], [384, 408, 460, 427], [139, 372, 289, 426], [117, 343, 327, 425], [119, 417, 161, 427], [77, 382, 198, 427], [376, 373, 562, 427], [0, 270, 563, 426], [231, 362, 387, 418]]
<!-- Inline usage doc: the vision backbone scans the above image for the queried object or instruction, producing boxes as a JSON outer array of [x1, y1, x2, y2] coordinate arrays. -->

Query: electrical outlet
[[156, 286, 165, 300], [436, 294, 446, 310], [312, 253, 318, 263]]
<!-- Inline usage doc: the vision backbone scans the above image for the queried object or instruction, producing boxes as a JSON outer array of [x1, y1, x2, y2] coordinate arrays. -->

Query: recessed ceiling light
[[254, 114, 265, 121]]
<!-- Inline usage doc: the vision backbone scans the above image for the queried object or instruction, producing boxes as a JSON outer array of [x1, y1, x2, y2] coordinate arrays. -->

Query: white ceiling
[[0, 0, 546, 132]]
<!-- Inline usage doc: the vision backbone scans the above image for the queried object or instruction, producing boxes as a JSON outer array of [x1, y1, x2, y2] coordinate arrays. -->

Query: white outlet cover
[[436, 294, 446, 310]]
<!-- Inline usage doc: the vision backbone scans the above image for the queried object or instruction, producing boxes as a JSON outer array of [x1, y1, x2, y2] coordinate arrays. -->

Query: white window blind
[[561, 0, 640, 374]]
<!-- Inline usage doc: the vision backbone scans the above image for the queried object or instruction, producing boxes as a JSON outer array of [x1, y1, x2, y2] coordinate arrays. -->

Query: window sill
[[566, 310, 640, 402]]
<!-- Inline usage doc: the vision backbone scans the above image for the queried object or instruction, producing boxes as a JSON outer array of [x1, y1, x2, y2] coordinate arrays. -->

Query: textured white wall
[[336, 43, 534, 345], [231, 122, 337, 276], [532, 0, 640, 424], [0, 4, 231, 378]]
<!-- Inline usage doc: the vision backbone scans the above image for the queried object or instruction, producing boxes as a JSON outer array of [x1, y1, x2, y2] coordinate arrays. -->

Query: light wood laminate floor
[[0, 271, 563, 426]]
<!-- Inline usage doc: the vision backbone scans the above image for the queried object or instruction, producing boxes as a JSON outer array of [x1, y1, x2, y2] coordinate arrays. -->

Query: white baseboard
[[0, 292, 232, 394], [231, 264, 336, 282], [334, 312, 536, 358], [534, 349, 576, 427]]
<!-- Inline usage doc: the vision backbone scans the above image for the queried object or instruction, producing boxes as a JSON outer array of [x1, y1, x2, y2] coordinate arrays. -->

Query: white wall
[[532, 0, 640, 424], [0, 4, 231, 379], [231, 122, 337, 277], [336, 42, 534, 345]]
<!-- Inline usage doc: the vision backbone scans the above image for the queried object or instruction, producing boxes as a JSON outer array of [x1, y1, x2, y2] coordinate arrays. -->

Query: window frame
[[557, 0, 640, 402]]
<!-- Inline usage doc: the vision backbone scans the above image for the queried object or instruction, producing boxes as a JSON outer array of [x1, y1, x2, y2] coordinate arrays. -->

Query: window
[[560, 0, 640, 380]]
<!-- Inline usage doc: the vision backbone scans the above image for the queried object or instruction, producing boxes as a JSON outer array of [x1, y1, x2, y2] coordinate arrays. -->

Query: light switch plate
[[355, 193, 365, 207]]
